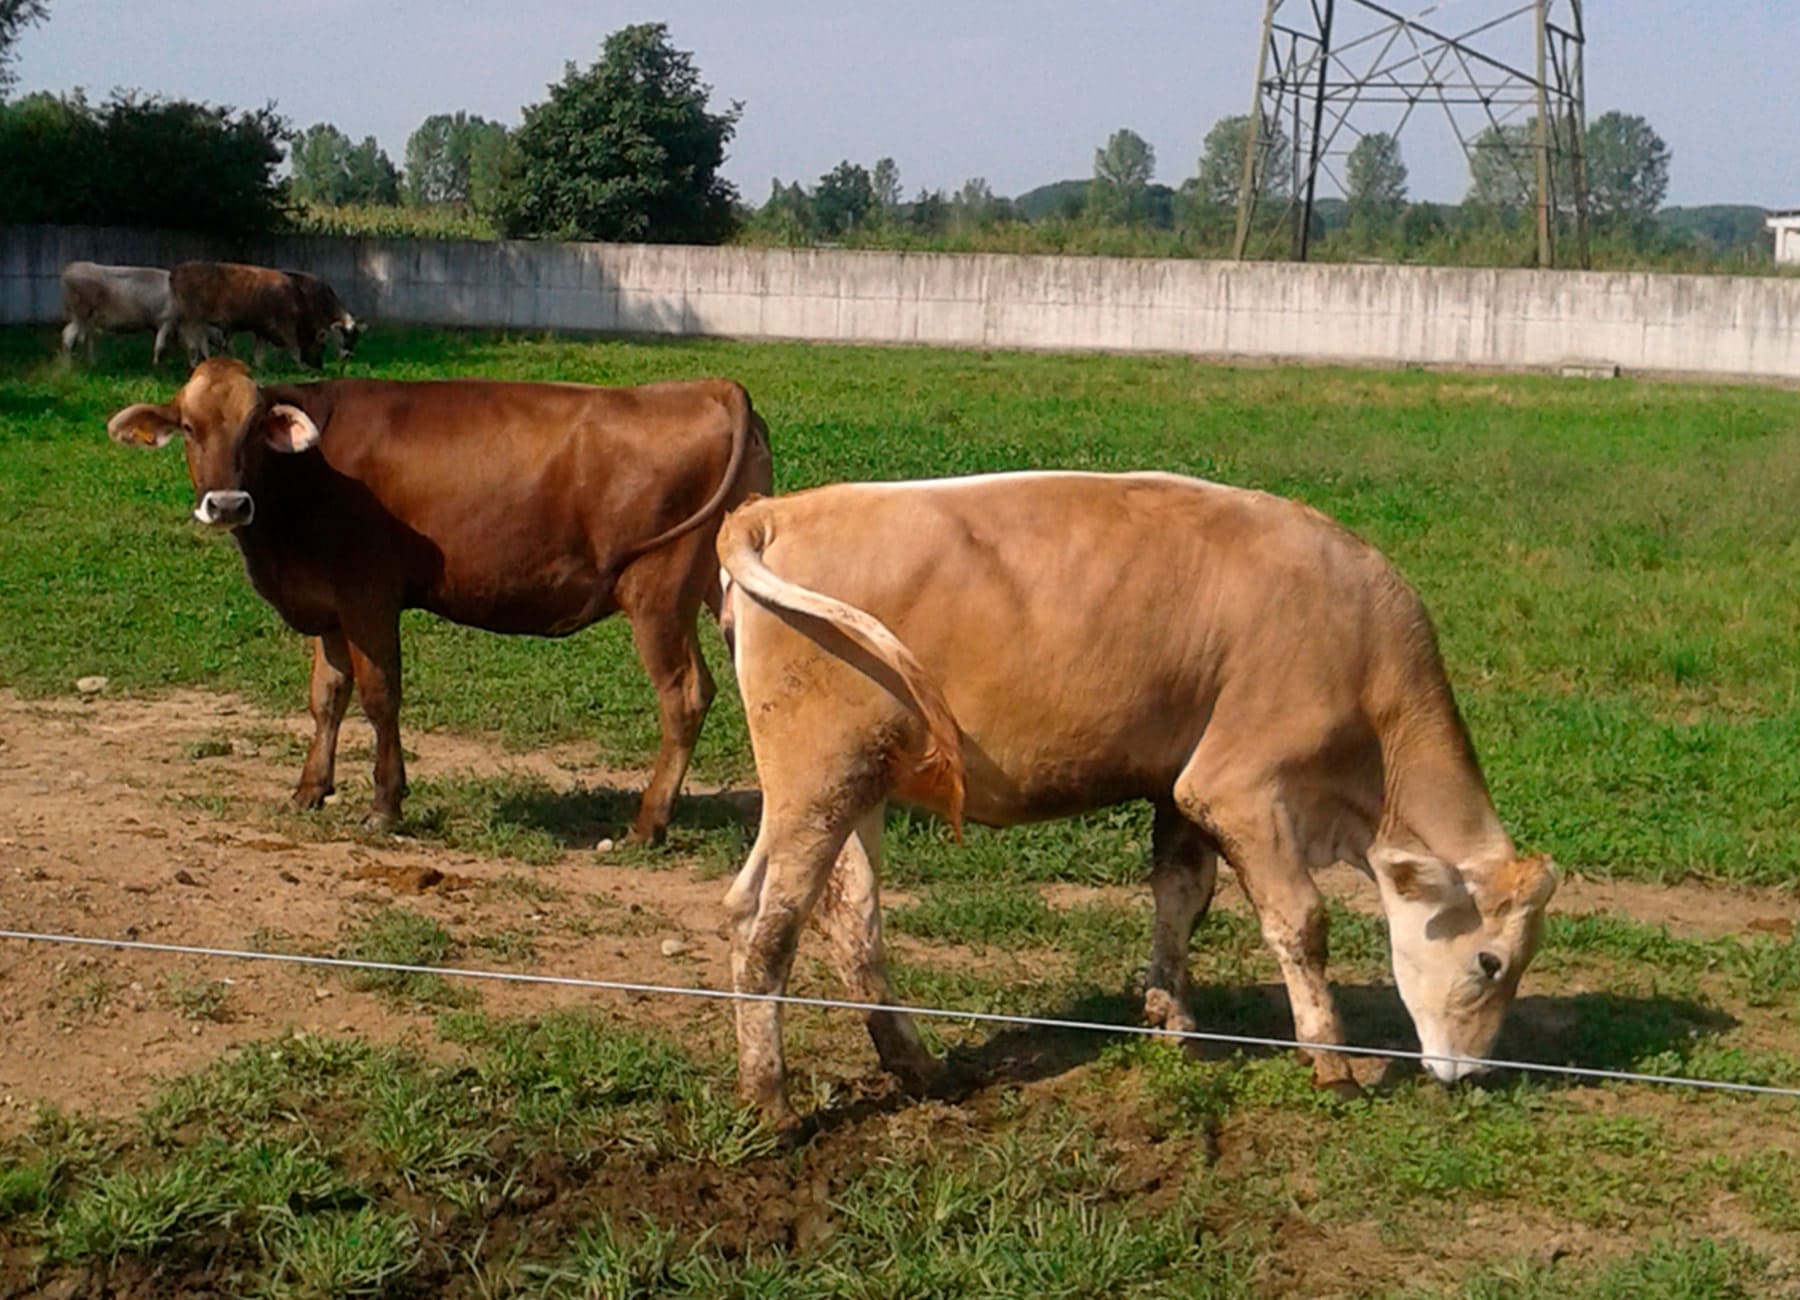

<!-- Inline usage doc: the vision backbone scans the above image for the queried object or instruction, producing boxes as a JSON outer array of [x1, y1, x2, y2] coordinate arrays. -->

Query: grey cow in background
[[60, 262, 179, 365]]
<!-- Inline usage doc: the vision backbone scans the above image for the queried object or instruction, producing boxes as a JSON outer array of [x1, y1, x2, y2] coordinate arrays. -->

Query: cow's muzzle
[[195, 490, 254, 529]]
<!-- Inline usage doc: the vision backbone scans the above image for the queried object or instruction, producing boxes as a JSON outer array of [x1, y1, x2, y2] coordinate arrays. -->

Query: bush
[[286, 202, 499, 241], [0, 90, 285, 235]]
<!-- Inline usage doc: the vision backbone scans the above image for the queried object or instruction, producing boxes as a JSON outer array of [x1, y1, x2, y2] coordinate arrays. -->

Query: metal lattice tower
[[1232, 0, 1587, 267]]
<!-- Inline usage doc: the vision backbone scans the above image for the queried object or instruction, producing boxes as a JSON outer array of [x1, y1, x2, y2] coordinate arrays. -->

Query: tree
[[951, 176, 996, 231], [1193, 114, 1290, 213], [404, 111, 512, 211], [1465, 121, 1536, 212], [812, 160, 874, 236], [343, 135, 400, 204], [907, 186, 948, 235], [498, 22, 741, 243], [1090, 127, 1155, 225], [0, 0, 49, 94], [0, 89, 284, 233], [290, 122, 398, 205], [1468, 110, 1669, 239], [1345, 131, 1407, 232], [1584, 110, 1669, 227], [751, 177, 814, 242], [871, 157, 901, 219]]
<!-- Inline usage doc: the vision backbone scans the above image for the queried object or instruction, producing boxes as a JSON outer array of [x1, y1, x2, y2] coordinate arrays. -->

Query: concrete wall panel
[[5, 225, 1798, 381]]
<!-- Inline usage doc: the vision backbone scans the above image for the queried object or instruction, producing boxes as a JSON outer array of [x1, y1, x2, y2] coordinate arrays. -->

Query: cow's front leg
[[1233, 847, 1356, 1094], [1144, 802, 1220, 1038], [293, 631, 354, 810], [811, 807, 938, 1094], [1177, 775, 1357, 1095], [344, 613, 406, 830]]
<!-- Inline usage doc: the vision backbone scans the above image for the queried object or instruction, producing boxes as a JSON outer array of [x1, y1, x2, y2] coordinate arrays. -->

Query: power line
[[2, 928, 1796, 1100]]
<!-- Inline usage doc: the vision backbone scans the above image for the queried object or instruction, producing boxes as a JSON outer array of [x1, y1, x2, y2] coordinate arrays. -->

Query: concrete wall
[[7, 223, 1799, 381]]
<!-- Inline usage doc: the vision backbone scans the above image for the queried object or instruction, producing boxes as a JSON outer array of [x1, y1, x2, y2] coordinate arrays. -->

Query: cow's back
[[740, 473, 1420, 822], [62, 262, 170, 329], [248, 377, 755, 634], [170, 261, 289, 328]]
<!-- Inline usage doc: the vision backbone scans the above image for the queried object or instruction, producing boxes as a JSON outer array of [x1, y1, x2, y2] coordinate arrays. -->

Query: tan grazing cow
[[716, 470, 1557, 1124]]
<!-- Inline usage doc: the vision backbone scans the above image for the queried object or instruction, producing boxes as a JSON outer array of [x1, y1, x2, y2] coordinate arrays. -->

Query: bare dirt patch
[[0, 690, 1017, 1131], [0, 686, 1794, 1134]]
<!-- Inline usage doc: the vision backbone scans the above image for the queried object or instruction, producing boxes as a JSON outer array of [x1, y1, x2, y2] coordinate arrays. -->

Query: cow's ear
[[263, 403, 320, 454], [1369, 846, 1464, 909], [106, 402, 181, 449]]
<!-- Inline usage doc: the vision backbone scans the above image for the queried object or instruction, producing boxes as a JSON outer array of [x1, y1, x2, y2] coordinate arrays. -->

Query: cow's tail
[[718, 503, 966, 840], [619, 382, 763, 564]]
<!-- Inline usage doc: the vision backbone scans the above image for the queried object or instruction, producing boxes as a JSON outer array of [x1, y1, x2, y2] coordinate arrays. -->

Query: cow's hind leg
[[1144, 800, 1220, 1038], [1173, 765, 1356, 1094], [60, 320, 83, 359], [343, 612, 407, 831], [293, 631, 354, 810], [623, 598, 715, 846], [811, 806, 938, 1093], [723, 794, 864, 1128]]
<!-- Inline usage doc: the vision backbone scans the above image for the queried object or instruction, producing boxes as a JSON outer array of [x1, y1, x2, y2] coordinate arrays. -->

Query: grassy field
[[4, 326, 1800, 1297], [4, 326, 1800, 884]]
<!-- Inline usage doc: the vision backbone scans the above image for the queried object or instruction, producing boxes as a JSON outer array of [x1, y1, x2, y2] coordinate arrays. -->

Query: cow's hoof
[[1143, 988, 1197, 1038], [1313, 1074, 1363, 1101], [363, 809, 400, 834], [888, 1056, 947, 1099], [291, 785, 332, 811], [624, 824, 667, 849], [750, 1099, 801, 1143]]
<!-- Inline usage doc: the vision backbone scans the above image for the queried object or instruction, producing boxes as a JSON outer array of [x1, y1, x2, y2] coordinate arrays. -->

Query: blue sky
[[13, 0, 1798, 207]]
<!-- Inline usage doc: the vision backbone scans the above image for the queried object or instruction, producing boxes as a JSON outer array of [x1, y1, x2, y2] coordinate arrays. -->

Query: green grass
[[334, 907, 471, 1008], [6, 325, 1799, 884], [5, 1003, 1796, 1298]]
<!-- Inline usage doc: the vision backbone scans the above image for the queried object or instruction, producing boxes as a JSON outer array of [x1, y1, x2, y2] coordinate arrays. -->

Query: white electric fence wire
[[2, 928, 1796, 1100]]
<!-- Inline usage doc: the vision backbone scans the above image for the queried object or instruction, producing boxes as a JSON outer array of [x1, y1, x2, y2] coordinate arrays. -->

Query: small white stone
[[75, 676, 108, 694], [660, 937, 691, 958], [595, 838, 615, 854]]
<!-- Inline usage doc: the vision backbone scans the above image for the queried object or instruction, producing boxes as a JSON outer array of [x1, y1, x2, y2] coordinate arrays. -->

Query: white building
[[1769, 210, 1800, 265]]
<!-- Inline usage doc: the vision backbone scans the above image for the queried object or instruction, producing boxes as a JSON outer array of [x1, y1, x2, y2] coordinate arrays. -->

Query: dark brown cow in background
[[105, 358, 773, 844], [170, 261, 363, 369]]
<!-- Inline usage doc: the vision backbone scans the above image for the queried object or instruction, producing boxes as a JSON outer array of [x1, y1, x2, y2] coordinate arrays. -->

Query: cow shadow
[[804, 979, 1739, 1131], [477, 782, 757, 851]]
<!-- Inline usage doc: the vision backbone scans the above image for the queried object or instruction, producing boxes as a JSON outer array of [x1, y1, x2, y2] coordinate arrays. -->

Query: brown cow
[[106, 357, 773, 843], [169, 262, 362, 370], [716, 471, 1556, 1125]]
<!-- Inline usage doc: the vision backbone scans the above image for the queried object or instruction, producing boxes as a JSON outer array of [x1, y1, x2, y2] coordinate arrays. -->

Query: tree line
[[0, 18, 737, 243], [0, 8, 1779, 268], [748, 109, 1692, 265]]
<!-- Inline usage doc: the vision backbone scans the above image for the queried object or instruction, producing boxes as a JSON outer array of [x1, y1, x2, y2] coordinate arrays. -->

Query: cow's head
[[331, 314, 364, 359], [105, 357, 319, 531], [1370, 848, 1557, 1083]]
